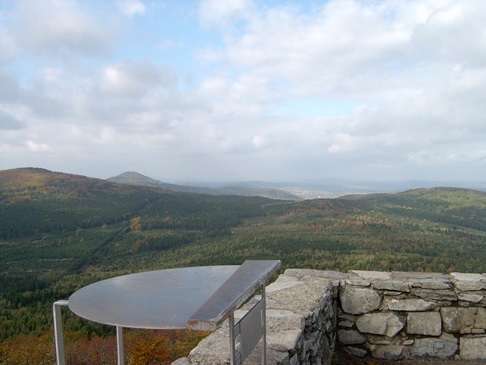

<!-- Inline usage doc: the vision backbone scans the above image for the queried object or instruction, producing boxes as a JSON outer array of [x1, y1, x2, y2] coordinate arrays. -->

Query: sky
[[1, 0, 486, 182]]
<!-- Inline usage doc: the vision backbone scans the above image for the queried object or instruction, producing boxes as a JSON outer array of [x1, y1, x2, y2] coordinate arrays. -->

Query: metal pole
[[116, 326, 125, 365], [261, 284, 267, 365], [229, 312, 236, 365], [53, 300, 69, 365]]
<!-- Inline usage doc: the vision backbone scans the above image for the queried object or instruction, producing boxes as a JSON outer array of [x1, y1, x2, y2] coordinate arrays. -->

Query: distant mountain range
[[107, 171, 302, 200], [2, 167, 484, 201], [107, 171, 486, 200]]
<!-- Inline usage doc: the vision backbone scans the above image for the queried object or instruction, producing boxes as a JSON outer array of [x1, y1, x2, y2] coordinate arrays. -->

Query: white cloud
[[199, 0, 254, 27], [208, 2, 399, 88], [117, 0, 146, 18], [27, 140, 54, 152], [0, 28, 15, 64], [0, 71, 20, 103], [252, 135, 266, 149], [0, 108, 24, 130], [100, 61, 173, 98], [1, 0, 486, 181], [13, 0, 111, 58], [410, 1, 486, 68]]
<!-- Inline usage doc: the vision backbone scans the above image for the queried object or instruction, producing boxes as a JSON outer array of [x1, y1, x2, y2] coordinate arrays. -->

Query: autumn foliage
[[0, 329, 209, 365]]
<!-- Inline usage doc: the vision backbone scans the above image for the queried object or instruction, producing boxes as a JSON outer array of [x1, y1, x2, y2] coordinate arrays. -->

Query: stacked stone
[[173, 269, 339, 365], [273, 269, 340, 365], [336, 270, 486, 361], [171, 269, 486, 365]]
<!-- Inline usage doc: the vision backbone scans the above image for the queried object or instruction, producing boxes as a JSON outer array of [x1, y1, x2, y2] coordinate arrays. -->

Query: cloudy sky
[[1, 0, 485, 182]]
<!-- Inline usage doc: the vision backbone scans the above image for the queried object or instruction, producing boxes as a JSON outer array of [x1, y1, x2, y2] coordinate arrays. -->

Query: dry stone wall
[[336, 270, 486, 362], [172, 269, 486, 365]]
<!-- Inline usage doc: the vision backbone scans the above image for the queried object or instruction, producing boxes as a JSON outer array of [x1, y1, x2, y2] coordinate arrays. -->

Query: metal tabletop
[[69, 265, 240, 329]]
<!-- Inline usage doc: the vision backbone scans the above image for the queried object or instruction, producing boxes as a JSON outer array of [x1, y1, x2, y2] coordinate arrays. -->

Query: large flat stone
[[356, 313, 404, 337], [451, 273, 486, 281], [264, 309, 305, 331], [455, 281, 486, 291], [266, 274, 304, 293], [337, 329, 367, 345], [410, 336, 458, 359], [267, 329, 303, 352], [285, 269, 348, 280], [460, 336, 486, 360], [340, 287, 381, 314], [451, 273, 486, 291], [343, 346, 367, 357], [414, 289, 457, 301], [391, 271, 448, 280], [441, 307, 486, 334], [383, 291, 402, 296], [338, 313, 355, 328], [458, 293, 484, 303], [238, 344, 290, 365], [188, 324, 231, 365], [373, 280, 410, 292], [410, 279, 452, 290], [267, 274, 331, 315], [407, 312, 441, 336], [344, 279, 371, 287], [349, 270, 391, 280], [387, 298, 437, 311], [371, 345, 403, 360]]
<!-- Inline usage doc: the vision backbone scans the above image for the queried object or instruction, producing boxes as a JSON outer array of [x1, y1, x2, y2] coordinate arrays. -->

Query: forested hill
[[340, 187, 486, 231], [0, 167, 160, 239], [0, 168, 272, 239]]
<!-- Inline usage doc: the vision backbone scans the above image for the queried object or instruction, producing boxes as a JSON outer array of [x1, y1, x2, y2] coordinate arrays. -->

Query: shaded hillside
[[108, 171, 301, 200], [0, 168, 160, 239], [0, 168, 271, 240]]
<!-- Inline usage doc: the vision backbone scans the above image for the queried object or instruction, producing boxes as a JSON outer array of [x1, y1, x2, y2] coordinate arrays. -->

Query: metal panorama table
[[53, 260, 280, 365]]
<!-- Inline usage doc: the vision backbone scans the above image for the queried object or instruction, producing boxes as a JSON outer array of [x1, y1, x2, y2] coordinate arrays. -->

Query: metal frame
[[53, 302, 126, 365], [229, 283, 267, 365], [53, 293, 268, 365]]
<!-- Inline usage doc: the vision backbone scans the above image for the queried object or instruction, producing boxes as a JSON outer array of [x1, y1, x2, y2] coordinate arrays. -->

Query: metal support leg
[[261, 283, 267, 365], [116, 326, 125, 365], [229, 313, 236, 365], [229, 288, 268, 365], [53, 300, 69, 365]]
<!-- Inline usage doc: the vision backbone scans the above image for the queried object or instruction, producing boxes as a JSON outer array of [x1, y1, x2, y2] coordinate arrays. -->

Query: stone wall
[[336, 270, 486, 362], [172, 269, 486, 364]]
